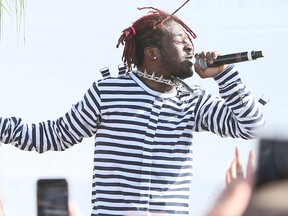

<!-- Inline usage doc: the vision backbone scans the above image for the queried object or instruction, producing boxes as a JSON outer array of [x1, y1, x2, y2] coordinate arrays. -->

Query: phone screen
[[37, 179, 68, 216], [255, 138, 288, 188]]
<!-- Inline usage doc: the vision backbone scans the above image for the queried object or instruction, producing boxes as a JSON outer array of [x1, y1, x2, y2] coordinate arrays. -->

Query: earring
[[153, 56, 157, 60]]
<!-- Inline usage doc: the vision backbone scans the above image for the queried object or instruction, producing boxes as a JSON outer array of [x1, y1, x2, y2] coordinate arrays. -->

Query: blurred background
[[0, 0, 287, 215]]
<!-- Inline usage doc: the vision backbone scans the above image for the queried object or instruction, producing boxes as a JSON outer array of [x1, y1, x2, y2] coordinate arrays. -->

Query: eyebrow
[[173, 33, 189, 39], [174, 33, 184, 37]]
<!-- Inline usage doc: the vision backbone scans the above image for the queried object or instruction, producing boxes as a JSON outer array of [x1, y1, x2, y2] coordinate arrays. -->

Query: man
[[0, 8, 265, 216]]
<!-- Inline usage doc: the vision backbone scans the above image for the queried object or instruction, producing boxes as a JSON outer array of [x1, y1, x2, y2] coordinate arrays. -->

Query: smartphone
[[255, 137, 288, 188], [37, 178, 68, 216]]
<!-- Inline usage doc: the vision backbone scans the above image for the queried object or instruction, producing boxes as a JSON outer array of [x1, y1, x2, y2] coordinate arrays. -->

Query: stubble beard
[[176, 61, 194, 80], [159, 49, 194, 80]]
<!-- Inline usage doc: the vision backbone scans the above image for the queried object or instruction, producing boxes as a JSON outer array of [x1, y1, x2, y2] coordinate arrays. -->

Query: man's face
[[158, 20, 194, 79]]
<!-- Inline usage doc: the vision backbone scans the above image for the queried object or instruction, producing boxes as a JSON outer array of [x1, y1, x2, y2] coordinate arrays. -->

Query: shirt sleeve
[[0, 81, 101, 153], [194, 64, 266, 139]]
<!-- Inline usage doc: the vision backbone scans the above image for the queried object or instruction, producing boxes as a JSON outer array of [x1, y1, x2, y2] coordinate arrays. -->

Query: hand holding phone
[[37, 178, 68, 216]]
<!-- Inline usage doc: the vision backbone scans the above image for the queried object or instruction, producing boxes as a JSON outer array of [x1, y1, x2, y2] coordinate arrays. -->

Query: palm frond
[[0, 0, 26, 43]]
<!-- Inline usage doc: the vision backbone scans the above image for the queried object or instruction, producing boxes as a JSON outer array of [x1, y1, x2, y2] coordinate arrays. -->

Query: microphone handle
[[196, 50, 264, 70]]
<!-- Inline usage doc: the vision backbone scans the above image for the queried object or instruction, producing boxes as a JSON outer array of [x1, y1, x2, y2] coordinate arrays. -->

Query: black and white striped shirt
[[0, 64, 265, 216]]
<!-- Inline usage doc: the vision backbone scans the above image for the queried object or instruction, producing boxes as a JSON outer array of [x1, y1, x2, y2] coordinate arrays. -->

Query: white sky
[[0, 0, 287, 215]]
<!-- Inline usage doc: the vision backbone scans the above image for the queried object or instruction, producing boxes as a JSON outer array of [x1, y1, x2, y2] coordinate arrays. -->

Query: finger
[[198, 51, 207, 61], [235, 147, 244, 178], [226, 166, 232, 186], [229, 159, 237, 179], [246, 150, 256, 185], [194, 51, 207, 62], [211, 51, 217, 60], [226, 159, 238, 188], [211, 51, 222, 60], [235, 146, 242, 168], [226, 160, 235, 186], [205, 52, 214, 64], [226, 161, 235, 185]]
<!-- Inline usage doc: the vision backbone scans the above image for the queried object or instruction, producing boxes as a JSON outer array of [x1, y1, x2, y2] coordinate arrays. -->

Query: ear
[[144, 47, 160, 61]]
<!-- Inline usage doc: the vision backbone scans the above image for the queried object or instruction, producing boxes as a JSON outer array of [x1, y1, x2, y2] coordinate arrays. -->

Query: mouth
[[185, 55, 193, 60], [184, 56, 193, 66]]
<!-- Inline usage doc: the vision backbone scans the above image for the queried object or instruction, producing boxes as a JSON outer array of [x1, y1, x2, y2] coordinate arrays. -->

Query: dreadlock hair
[[116, 7, 197, 71]]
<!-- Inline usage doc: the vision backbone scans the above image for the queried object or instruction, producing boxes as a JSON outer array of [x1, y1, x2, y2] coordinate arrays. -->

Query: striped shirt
[[0, 64, 265, 216]]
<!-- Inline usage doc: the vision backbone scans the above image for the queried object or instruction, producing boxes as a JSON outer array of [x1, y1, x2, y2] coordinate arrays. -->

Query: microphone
[[195, 50, 264, 70]]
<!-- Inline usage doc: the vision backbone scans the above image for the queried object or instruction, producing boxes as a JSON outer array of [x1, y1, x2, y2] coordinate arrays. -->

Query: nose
[[184, 41, 194, 54]]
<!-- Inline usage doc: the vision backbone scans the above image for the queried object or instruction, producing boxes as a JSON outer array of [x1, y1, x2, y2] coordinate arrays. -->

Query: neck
[[133, 69, 176, 92]]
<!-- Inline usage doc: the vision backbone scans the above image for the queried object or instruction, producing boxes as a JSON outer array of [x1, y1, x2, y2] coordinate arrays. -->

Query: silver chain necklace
[[133, 69, 194, 94], [133, 70, 177, 86]]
